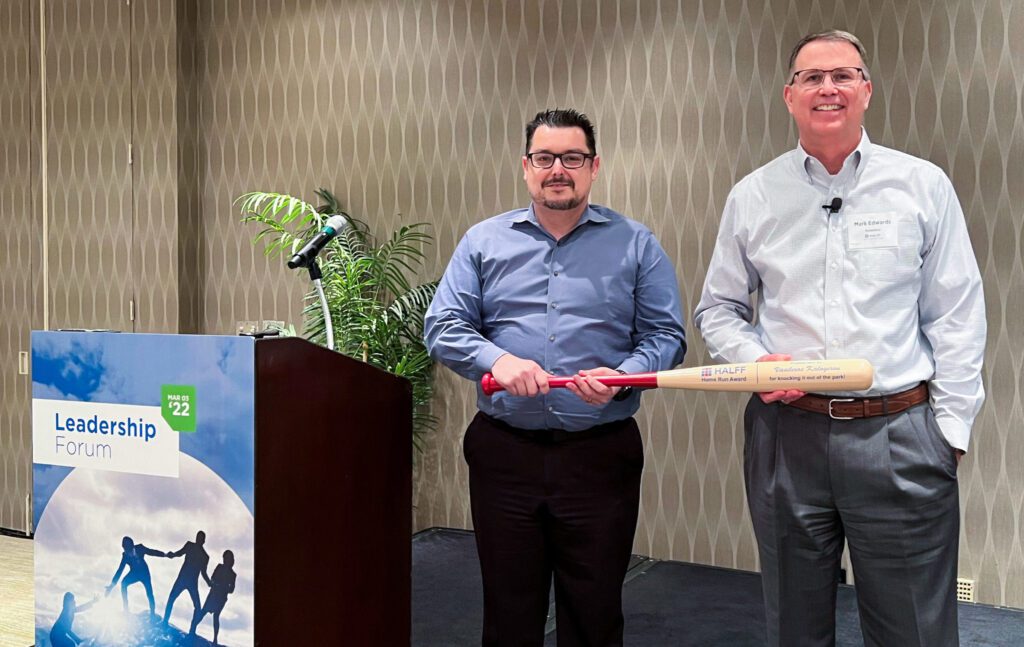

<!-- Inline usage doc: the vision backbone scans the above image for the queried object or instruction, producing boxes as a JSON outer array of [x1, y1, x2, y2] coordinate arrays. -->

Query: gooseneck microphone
[[287, 215, 349, 269], [822, 197, 843, 215]]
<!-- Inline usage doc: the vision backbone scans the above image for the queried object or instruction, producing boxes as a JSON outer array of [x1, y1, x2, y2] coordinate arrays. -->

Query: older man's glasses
[[789, 67, 866, 89], [526, 152, 595, 169]]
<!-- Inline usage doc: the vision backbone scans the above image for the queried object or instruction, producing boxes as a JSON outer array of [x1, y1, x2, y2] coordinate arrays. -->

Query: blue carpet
[[413, 528, 1024, 646]]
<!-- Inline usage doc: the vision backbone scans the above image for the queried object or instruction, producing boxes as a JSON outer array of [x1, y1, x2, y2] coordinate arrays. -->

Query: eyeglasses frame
[[525, 151, 597, 170], [788, 66, 868, 88]]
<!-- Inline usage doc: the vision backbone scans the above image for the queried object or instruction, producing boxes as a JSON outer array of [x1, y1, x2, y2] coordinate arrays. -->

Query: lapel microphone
[[822, 197, 843, 215]]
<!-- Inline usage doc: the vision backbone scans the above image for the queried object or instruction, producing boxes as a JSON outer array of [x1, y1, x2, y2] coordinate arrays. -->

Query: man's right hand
[[490, 354, 551, 397], [756, 353, 806, 404]]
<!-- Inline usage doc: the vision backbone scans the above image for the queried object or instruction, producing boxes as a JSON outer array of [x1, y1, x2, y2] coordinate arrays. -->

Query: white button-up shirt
[[694, 132, 986, 451]]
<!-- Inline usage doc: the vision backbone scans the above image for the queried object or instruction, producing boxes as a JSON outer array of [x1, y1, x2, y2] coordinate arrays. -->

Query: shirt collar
[[512, 203, 609, 229], [796, 128, 872, 188]]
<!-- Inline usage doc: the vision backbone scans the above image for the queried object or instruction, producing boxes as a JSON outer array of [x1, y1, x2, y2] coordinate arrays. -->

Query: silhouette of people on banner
[[105, 535, 167, 617], [50, 591, 95, 647], [162, 530, 211, 626], [190, 549, 236, 646]]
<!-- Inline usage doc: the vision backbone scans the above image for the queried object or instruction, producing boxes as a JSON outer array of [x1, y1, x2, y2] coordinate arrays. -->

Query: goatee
[[542, 196, 583, 210]]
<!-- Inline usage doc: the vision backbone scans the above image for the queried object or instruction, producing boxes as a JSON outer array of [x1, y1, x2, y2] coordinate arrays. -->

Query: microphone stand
[[289, 215, 348, 352], [306, 260, 335, 351]]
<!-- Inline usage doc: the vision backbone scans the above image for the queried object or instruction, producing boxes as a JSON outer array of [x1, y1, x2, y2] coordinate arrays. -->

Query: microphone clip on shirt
[[822, 197, 843, 215]]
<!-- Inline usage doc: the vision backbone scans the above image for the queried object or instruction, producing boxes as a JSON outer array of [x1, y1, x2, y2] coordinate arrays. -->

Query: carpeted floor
[[0, 533, 32, 647], [5, 528, 1024, 645], [413, 528, 1024, 646]]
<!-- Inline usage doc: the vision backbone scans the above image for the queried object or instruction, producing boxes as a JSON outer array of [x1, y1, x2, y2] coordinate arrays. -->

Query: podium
[[32, 332, 411, 646]]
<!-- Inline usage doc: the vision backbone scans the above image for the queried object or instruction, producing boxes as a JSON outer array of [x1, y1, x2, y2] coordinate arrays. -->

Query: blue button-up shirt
[[695, 132, 986, 451], [425, 203, 686, 431]]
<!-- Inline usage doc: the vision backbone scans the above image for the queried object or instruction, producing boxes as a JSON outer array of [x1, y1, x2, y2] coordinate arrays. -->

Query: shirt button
[[831, 262, 839, 270], [831, 299, 839, 307], [551, 303, 558, 309], [832, 225, 838, 232], [549, 335, 555, 342], [547, 406, 553, 412], [553, 271, 559, 276], [831, 339, 840, 347]]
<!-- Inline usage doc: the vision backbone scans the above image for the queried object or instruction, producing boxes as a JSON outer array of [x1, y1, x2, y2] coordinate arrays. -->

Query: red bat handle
[[480, 372, 659, 396]]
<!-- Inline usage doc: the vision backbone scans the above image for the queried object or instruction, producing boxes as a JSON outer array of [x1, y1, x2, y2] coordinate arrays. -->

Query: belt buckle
[[828, 398, 855, 420]]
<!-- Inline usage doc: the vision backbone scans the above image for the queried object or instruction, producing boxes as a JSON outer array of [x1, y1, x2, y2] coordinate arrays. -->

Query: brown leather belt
[[786, 382, 929, 420]]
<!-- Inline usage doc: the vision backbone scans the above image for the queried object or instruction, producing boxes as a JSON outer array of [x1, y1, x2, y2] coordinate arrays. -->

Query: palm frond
[[239, 189, 438, 451], [369, 224, 433, 300], [386, 282, 438, 341], [237, 191, 324, 258], [237, 191, 320, 227]]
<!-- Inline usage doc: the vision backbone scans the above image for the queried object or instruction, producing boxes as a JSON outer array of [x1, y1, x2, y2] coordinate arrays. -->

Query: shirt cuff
[[474, 344, 509, 376], [616, 357, 650, 376], [732, 342, 770, 364], [934, 413, 971, 453]]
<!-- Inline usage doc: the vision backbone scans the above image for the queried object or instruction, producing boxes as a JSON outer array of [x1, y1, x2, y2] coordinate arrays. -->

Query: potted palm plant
[[237, 188, 438, 449]]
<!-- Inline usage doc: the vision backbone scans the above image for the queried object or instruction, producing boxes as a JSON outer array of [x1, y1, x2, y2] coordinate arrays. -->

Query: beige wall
[[1, 0, 1021, 607], [0, 0, 40, 534]]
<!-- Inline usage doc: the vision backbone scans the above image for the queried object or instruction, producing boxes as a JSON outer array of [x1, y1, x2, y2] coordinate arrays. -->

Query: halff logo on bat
[[700, 365, 748, 383], [713, 366, 747, 375], [708, 366, 749, 376]]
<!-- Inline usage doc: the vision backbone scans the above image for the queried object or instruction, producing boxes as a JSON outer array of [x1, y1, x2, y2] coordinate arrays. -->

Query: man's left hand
[[755, 353, 806, 404], [567, 367, 620, 407]]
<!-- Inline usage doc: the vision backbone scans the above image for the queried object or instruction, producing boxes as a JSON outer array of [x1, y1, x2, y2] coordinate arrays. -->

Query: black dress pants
[[464, 412, 644, 647]]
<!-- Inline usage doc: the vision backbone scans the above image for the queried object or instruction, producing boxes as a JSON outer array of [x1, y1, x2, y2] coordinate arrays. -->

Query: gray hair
[[787, 30, 871, 81]]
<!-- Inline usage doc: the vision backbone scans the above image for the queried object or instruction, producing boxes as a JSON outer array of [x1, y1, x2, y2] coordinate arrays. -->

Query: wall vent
[[956, 578, 976, 603]]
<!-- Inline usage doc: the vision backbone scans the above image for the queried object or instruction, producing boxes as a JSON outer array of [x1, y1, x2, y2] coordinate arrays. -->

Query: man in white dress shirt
[[694, 30, 985, 647]]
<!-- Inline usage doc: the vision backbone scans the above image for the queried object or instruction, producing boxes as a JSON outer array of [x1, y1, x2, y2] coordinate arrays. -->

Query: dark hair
[[787, 30, 870, 81], [525, 109, 596, 155]]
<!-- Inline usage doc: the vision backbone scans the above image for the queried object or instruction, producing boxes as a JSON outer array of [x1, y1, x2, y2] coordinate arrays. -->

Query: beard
[[541, 195, 583, 210], [534, 178, 582, 211]]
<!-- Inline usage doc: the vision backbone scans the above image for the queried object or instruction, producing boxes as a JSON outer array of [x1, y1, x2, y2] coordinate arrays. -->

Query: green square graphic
[[162, 384, 196, 432]]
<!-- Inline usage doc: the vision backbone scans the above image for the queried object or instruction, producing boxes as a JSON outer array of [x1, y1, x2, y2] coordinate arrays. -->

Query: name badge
[[848, 213, 898, 249]]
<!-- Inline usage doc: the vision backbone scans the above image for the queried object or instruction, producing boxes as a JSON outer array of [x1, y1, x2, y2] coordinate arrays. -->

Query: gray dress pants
[[744, 396, 960, 647]]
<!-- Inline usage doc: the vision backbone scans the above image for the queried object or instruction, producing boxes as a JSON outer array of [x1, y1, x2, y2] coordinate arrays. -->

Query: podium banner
[[33, 332, 255, 647]]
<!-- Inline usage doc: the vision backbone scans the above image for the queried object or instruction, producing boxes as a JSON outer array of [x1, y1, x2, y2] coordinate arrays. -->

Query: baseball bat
[[480, 359, 873, 396]]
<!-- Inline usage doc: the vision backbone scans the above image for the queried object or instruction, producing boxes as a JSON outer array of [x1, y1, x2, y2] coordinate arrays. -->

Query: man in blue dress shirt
[[425, 108, 686, 647], [695, 31, 985, 646]]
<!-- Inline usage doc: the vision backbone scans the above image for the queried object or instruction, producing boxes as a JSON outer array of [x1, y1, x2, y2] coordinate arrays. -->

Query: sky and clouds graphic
[[35, 453, 255, 645], [32, 332, 257, 644], [32, 332, 256, 525]]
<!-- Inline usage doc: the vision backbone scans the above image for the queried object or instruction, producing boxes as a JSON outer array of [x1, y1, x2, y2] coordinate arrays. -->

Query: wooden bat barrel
[[480, 359, 873, 396]]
